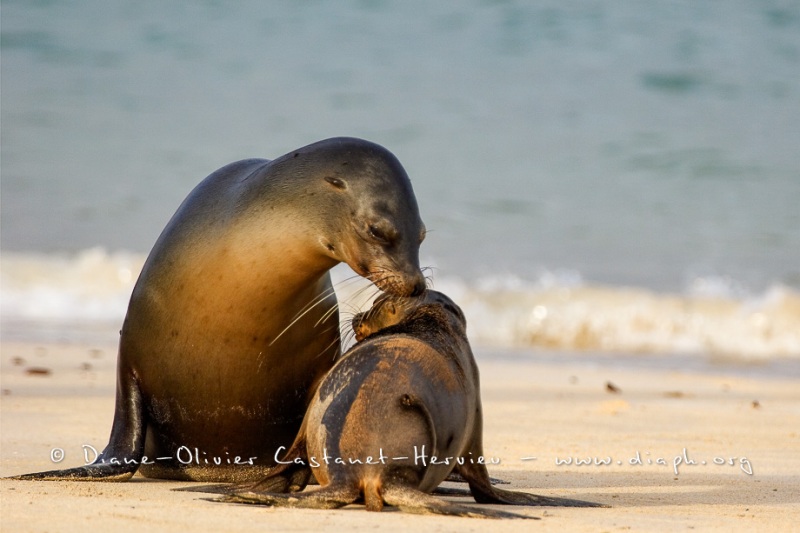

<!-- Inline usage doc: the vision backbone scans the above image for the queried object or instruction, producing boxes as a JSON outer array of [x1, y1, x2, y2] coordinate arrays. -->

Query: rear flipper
[[445, 470, 508, 485], [216, 484, 536, 519], [382, 485, 537, 519], [244, 418, 313, 493], [433, 486, 472, 497], [246, 461, 311, 493], [457, 463, 608, 508], [214, 484, 360, 510], [435, 470, 508, 496], [457, 402, 607, 508]]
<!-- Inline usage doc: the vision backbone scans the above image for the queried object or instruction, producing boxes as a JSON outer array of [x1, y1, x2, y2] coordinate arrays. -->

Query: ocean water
[[2, 0, 799, 359]]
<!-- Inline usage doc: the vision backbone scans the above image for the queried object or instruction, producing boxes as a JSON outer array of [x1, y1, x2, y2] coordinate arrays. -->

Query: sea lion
[[13, 137, 426, 482], [211, 290, 604, 518]]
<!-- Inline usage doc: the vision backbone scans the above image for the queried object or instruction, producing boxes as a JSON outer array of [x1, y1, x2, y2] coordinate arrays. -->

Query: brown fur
[[11, 138, 426, 482], [208, 291, 605, 518]]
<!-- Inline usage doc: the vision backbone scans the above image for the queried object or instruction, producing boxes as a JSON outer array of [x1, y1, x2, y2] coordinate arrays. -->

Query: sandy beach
[[4, 1, 800, 531], [1, 339, 798, 532]]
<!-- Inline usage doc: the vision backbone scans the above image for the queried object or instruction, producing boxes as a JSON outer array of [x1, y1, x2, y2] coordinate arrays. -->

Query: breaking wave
[[2, 248, 798, 360]]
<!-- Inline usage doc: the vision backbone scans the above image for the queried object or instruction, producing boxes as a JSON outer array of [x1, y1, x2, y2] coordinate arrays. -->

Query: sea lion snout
[[397, 269, 427, 297], [350, 259, 425, 297], [372, 258, 427, 297], [352, 289, 470, 343], [409, 275, 426, 296], [352, 296, 401, 342]]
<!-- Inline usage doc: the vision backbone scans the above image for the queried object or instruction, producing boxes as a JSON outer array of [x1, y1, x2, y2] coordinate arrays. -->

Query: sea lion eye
[[325, 176, 346, 189], [368, 224, 389, 244]]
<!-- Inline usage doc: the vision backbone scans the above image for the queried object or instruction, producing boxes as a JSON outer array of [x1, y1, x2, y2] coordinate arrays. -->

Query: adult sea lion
[[212, 291, 604, 517], [13, 137, 426, 482]]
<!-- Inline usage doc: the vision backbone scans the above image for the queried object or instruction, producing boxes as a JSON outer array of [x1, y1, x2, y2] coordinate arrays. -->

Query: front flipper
[[9, 462, 138, 482], [9, 370, 146, 481]]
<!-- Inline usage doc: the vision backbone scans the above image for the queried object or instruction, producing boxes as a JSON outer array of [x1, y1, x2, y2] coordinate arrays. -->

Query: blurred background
[[2, 0, 799, 358]]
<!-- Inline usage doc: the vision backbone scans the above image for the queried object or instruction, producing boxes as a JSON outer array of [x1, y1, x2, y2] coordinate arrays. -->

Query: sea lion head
[[352, 290, 466, 342], [295, 137, 427, 297]]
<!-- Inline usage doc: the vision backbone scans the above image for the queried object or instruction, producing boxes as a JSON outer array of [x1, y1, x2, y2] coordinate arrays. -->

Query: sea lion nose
[[409, 277, 426, 297]]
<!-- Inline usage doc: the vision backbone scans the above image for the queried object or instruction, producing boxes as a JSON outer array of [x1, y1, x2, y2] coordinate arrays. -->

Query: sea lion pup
[[213, 290, 604, 517], [12, 137, 426, 482]]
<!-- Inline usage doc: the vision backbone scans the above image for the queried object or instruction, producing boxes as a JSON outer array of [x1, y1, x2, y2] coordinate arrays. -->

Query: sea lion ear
[[325, 176, 347, 190]]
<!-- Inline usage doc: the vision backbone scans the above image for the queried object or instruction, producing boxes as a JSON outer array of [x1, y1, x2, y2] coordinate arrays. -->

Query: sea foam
[[2, 249, 798, 359]]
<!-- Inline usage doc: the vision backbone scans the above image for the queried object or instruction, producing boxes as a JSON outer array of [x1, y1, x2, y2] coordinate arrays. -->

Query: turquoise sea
[[2, 0, 799, 358]]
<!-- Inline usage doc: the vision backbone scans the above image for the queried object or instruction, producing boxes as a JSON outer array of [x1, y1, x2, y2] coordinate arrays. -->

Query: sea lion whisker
[[319, 275, 375, 321], [338, 280, 385, 312], [315, 302, 340, 328], [337, 312, 360, 331], [269, 282, 357, 346], [362, 272, 393, 294], [344, 289, 379, 312], [268, 274, 378, 348], [331, 273, 367, 290], [340, 334, 357, 352], [291, 272, 364, 323], [287, 284, 340, 323], [273, 295, 336, 344], [340, 321, 360, 347], [269, 294, 339, 346], [310, 329, 342, 362], [419, 266, 436, 289], [353, 280, 382, 297], [350, 285, 384, 317]]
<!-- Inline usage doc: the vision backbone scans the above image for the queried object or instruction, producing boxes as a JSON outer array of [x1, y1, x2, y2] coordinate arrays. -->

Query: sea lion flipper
[[457, 408, 607, 508], [10, 371, 145, 481], [9, 463, 138, 482], [215, 484, 360, 510], [456, 461, 607, 508], [443, 470, 508, 486], [177, 462, 312, 496], [244, 459, 312, 493], [245, 414, 313, 493], [381, 485, 536, 519], [432, 485, 473, 497]]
